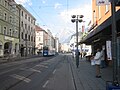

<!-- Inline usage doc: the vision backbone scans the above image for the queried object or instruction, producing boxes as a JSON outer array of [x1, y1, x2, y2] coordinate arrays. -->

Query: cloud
[[60, 4, 92, 26], [15, 0, 32, 6], [56, 4, 92, 42], [54, 3, 62, 9], [42, 0, 46, 4]]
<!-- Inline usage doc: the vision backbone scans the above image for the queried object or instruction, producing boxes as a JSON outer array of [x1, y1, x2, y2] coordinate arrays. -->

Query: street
[[0, 55, 75, 90], [0, 54, 113, 90]]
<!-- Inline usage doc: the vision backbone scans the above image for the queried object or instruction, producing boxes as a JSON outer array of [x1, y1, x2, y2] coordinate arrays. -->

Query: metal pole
[[111, 0, 119, 86], [76, 15, 79, 68]]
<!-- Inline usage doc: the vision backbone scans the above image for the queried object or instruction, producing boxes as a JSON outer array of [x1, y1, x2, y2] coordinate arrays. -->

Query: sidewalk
[[0, 55, 42, 64], [70, 56, 113, 90]]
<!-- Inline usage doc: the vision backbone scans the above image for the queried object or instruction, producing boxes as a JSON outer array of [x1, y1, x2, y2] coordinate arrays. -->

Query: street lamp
[[71, 15, 83, 68]]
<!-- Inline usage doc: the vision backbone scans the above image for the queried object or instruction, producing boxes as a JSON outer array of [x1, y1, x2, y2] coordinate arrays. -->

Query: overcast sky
[[15, 0, 92, 43]]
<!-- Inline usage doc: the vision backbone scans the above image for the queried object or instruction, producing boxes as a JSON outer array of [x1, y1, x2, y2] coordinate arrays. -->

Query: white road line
[[53, 69, 56, 74], [0, 68, 17, 75], [20, 68, 41, 73], [29, 68, 41, 73], [42, 80, 49, 88], [35, 64, 48, 68], [10, 74, 31, 83], [40, 62, 49, 65]]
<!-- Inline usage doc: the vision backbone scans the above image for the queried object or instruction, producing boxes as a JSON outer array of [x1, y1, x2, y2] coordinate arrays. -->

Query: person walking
[[94, 49, 101, 78]]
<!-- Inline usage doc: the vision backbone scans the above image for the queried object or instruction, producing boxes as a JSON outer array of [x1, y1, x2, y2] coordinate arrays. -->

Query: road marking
[[10, 74, 31, 83], [42, 80, 49, 88], [40, 62, 49, 65], [20, 68, 41, 73], [29, 68, 41, 73], [53, 69, 56, 74], [0, 68, 17, 75], [35, 64, 48, 68]]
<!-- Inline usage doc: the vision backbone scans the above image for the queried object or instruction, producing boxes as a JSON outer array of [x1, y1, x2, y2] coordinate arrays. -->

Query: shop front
[[80, 9, 120, 66]]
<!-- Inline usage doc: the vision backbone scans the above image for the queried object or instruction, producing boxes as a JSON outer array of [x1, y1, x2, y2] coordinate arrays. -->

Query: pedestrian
[[94, 49, 101, 78], [100, 49, 106, 68], [90, 53, 95, 65]]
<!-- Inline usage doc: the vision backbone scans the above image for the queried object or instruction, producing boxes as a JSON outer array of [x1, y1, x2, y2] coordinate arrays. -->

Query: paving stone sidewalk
[[69, 56, 113, 90]]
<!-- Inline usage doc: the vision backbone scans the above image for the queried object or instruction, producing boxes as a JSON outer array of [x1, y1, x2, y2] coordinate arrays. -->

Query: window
[[105, 5, 109, 13], [98, 6, 101, 19], [4, 13, 7, 20], [9, 16, 12, 23], [4, 27, 7, 35], [25, 34, 27, 40], [21, 32, 23, 39], [0, 9, 2, 18], [10, 29, 12, 36], [0, 25, 1, 33], [22, 11, 23, 16], [25, 14, 27, 19], [39, 37, 41, 41], [31, 27, 33, 31], [5, 1, 7, 7], [28, 17, 30, 21], [28, 25, 30, 30], [25, 24, 27, 29], [0, 45, 2, 49], [28, 35, 30, 41], [21, 21, 23, 27], [31, 36, 33, 41], [31, 19, 33, 24]]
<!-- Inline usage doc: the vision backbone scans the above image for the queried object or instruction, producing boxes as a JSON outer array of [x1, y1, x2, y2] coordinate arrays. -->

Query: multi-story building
[[35, 25, 55, 55], [54, 37, 59, 53], [35, 25, 47, 54], [0, 0, 19, 57], [18, 5, 36, 57], [81, 0, 120, 64]]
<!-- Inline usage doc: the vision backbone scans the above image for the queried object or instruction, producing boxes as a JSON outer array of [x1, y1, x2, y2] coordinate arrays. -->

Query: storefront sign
[[96, 0, 110, 5], [106, 41, 112, 60]]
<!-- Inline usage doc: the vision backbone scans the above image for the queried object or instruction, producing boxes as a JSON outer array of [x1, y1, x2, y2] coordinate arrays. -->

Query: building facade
[[18, 5, 36, 57], [81, 0, 120, 66], [35, 25, 46, 54], [0, 0, 19, 57], [35, 25, 56, 55]]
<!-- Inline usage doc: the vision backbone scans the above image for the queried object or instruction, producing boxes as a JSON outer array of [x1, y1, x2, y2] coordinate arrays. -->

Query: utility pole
[[71, 15, 83, 68]]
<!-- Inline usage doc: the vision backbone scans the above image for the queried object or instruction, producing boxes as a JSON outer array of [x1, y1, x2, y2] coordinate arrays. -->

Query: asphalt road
[[0, 54, 75, 90]]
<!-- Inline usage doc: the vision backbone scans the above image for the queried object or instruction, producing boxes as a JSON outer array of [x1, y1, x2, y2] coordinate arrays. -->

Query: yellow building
[[81, 0, 120, 63]]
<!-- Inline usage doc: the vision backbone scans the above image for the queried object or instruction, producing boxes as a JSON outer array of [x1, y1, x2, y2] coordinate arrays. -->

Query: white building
[[54, 37, 59, 53], [35, 25, 55, 55]]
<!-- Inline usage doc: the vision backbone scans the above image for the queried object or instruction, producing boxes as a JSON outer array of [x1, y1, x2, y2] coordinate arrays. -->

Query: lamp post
[[71, 15, 83, 68]]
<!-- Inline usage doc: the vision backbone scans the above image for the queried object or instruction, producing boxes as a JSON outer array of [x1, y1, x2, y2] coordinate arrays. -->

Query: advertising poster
[[106, 41, 112, 60]]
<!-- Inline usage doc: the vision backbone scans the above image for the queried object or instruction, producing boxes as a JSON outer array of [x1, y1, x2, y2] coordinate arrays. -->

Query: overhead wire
[[25, 0, 48, 26]]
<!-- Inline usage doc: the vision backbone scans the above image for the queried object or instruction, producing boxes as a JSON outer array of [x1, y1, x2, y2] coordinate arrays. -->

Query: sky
[[15, 0, 92, 43]]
